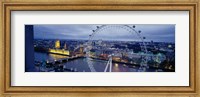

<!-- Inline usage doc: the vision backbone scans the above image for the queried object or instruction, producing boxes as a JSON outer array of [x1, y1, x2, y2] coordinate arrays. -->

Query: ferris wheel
[[85, 25, 149, 72]]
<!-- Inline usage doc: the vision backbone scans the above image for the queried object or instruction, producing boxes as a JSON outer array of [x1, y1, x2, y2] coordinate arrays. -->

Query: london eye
[[84, 25, 149, 72]]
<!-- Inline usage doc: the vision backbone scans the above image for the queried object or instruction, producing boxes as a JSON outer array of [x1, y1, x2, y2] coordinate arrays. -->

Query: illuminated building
[[168, 44, 172, 48], [55, 40, 60, 49], [79, 45, 84, 53], [121, 59, 128, 63], [155, 53, 166, 64], [49, 49, 70, 56], [48, 40, 70, 56], [112, 56, 121, 62]]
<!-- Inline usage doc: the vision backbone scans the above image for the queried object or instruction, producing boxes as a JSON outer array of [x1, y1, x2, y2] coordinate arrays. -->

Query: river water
[[34, 52, 158, 72]]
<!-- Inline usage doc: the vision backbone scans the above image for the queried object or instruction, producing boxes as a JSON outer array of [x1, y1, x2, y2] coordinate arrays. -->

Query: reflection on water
[[34, 52, 68, 61], [49, 53, 68, 60], [34, 52, 158, 72]]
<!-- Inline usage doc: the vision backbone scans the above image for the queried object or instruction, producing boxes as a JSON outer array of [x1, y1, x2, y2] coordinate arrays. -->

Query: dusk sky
[[33, 24, 175, 42]]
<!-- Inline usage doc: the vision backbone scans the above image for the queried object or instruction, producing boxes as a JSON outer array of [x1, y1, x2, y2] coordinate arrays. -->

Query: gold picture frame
[[0, 0, 199, 97]]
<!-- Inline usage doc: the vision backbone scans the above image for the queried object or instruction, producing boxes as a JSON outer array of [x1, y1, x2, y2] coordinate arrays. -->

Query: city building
[[48, 40, 70, 56], [55, 40, 60, 49]]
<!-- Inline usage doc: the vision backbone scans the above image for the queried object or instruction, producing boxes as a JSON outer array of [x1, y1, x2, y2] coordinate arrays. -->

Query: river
[[34, 52, 158, 72]]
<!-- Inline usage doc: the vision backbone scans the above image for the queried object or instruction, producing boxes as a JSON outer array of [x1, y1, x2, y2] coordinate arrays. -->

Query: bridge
[[35, 55, 84, 72]]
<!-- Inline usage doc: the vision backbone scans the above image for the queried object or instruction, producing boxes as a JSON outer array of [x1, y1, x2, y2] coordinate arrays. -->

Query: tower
[[55, 40, 60, 49], [64, 43, 67, 50], [79, 45, 84, 54]]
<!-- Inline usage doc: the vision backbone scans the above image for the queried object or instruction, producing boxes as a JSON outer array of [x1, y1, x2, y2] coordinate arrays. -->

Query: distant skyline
[[32, 24, 175, 42]]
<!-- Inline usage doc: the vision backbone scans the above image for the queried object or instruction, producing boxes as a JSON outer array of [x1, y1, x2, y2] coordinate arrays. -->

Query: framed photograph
[[26, 24, 176, 73], [0, 0, 199, 97]]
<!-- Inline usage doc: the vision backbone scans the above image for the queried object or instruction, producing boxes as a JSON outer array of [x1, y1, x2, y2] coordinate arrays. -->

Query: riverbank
[[89, 57, 175, 72]]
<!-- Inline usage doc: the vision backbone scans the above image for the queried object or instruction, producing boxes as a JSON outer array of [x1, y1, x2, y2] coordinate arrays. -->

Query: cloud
[[33, 24, 175, 42]]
